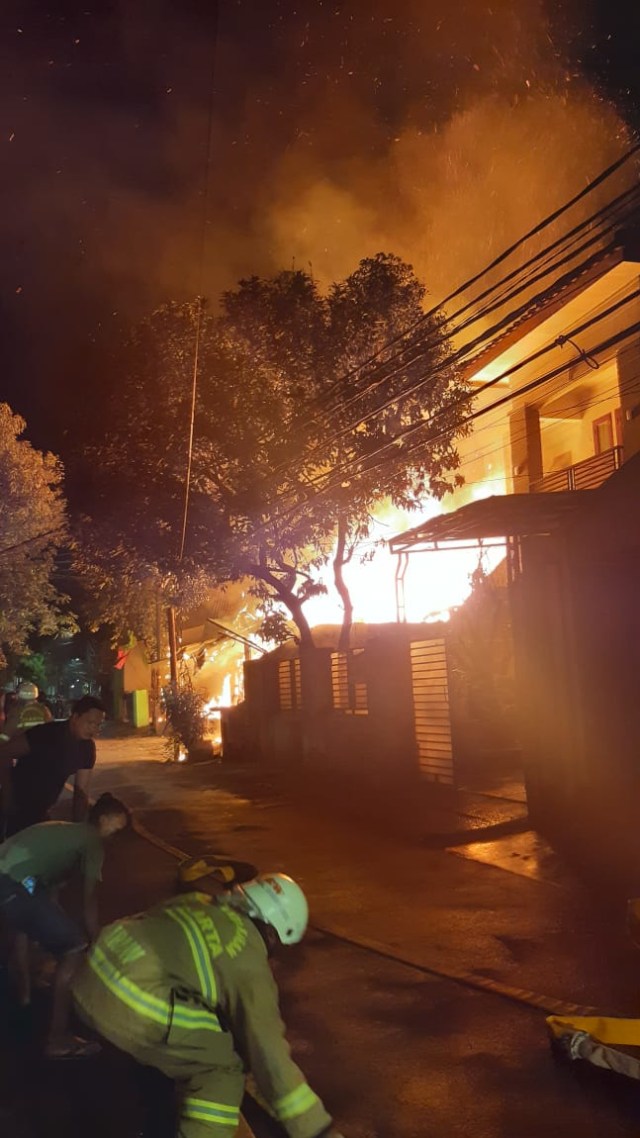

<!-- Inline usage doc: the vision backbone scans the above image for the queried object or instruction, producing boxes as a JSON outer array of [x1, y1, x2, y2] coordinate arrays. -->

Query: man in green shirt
[[0, 792, 130, 1057]]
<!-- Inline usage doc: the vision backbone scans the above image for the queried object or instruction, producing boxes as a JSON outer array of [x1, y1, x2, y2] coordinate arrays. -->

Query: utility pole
[[151, 583, 164, 735], [155, 584, 163, 665], [167, 605, 179, 690]]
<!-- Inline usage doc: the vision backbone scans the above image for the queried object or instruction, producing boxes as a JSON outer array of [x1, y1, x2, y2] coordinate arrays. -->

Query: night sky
[[2, 0, 639, 454]]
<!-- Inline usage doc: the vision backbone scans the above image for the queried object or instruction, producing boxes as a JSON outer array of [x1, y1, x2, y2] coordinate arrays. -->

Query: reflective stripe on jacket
[[82, 893, 332, 1138]]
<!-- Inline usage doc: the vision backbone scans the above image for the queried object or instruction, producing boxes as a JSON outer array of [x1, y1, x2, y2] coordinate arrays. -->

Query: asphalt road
[[3, 735, 640, 1137], [274, 929, 640, 1138], [90, 737, 640, 1014]]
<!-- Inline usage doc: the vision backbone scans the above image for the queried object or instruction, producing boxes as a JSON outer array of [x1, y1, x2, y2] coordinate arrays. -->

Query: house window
[[592, 414, 614, 455], [330, 649, 368, 715], [278, 659, 301, 711]]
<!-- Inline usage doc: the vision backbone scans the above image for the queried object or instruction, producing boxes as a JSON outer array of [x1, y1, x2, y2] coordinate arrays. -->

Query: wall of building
[[537, 357, 621, 473], [618, 339, 640, 461], [511, 533, 581, 828], [456, 387, 511, 501], [461, 268, 640, 497], [515, 455, 640, 845], [222, 624, 450, 784]]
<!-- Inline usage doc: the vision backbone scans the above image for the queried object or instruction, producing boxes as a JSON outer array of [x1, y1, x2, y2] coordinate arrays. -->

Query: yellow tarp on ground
[[547, 1015, 640, 1046]]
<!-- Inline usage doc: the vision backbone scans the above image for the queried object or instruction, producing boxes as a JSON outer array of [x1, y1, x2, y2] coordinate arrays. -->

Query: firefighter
[[176, 855, 258, 894], [1, 682, 52, 739], [72, 872, 344, 1138]]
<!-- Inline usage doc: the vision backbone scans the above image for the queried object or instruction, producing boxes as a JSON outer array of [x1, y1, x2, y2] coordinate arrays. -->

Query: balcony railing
[[530, 446, 624, 493]]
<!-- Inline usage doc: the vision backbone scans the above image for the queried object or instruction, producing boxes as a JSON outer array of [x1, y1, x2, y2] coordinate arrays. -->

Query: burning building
[[226, 209, 640, 827], [390, 225, 640, 849]]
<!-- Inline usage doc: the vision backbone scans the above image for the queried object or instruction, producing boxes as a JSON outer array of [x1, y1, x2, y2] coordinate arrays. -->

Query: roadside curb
[[129, 809, 601, 1022], [312, 926, 599, 1018]]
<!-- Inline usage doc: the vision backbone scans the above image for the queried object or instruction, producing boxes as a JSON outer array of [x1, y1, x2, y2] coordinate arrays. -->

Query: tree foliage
[[70, 523, 216, 651], [318, 254, 468, 644], [74, 255, 470, 645], [0, 404, 72, 668]]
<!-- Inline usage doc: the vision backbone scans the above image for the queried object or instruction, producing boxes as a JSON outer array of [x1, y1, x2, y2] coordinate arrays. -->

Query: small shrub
[[163, 687, 206, 760]]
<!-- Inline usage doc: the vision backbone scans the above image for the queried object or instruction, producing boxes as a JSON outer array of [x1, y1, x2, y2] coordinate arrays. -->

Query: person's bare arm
[[72, 768, 92, 821], [0, 732, 29, 765], [83, 889, 99, 941], [82, 838, 103, 940]]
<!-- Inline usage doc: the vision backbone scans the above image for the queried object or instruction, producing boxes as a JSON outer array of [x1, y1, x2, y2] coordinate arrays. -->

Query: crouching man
[[73, 872, 344, 1138], [0, 792, 130, 1056]]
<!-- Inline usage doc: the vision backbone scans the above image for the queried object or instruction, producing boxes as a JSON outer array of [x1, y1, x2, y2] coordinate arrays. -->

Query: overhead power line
[[321, 319, 640, 505], [266, 178, 640, 486], [288, 234, 623, 469], [0, 528, 66, 558], [445, 377, 624, 477], [332, 279, 640, 475], [254, 309, 640, 534], [308, 184, 638, 430], [288, 141, 640, 430], [263, 259, 640, 518], [168, 142, 640, 570]]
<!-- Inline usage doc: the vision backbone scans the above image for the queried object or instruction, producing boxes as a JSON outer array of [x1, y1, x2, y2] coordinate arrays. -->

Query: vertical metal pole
[[394, 552, 408, 622], [155, 585, 163, 664], [167, 606, 179, 690]]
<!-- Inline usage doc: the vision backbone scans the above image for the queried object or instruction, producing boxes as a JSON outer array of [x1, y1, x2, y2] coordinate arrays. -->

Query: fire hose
[[89, 793, 640, 1090], [543, 901, 640, 1081]]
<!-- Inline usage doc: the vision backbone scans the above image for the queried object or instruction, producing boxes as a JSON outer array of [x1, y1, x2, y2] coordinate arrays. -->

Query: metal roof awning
[[181, 619, 266, 656], [389, 491, 595, 553]]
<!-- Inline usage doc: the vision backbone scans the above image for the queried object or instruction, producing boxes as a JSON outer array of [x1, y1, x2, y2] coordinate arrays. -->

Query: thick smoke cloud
[[0, 0, 631, 442], [255, 0, 630, 296]]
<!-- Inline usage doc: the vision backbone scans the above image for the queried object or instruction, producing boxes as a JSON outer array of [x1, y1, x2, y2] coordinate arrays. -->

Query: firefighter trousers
[[74, 979, 246, 1137], [129, 1033, 246, 1138]]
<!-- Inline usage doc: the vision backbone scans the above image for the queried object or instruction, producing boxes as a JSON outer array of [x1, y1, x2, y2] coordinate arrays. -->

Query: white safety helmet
[[17, 682, 38, 701], [236, 873, 309, 945]]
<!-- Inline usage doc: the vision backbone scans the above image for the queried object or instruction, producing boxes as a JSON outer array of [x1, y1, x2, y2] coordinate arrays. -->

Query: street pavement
[[93, 735, 640, 1135], [90, 734, 640, 1013], [3, 730, 640, 1137]]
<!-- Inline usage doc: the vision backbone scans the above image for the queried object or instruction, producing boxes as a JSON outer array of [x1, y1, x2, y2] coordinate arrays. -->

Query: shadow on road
[[0, 970, 176, 1138]]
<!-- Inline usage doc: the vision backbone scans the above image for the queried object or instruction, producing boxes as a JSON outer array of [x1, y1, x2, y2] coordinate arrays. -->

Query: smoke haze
[[1, 0, 633, 443]]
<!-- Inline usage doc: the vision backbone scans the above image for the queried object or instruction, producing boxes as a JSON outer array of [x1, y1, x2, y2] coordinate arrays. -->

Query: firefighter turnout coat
[[73, 892, 332, 1138]]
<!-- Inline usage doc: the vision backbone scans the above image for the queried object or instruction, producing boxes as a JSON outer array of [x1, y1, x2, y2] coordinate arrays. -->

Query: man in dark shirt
[[0, 695, 106, 836]]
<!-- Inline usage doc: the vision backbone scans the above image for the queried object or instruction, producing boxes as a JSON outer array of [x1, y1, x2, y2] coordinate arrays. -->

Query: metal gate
[[278, 659, 301, 710], [410, 638, 454, 784]]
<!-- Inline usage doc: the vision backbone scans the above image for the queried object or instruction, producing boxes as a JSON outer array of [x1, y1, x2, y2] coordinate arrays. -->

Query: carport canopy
[[389, 491, 594, 553]]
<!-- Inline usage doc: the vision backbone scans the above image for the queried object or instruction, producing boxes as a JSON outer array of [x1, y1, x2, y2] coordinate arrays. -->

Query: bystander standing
[[0, 695, 107, 836]]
